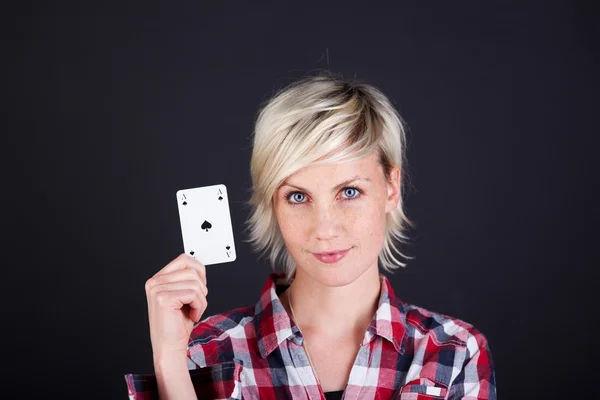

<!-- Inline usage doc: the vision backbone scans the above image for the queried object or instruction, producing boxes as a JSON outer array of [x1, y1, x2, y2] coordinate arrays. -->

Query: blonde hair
[[243, 72, 415, 283]]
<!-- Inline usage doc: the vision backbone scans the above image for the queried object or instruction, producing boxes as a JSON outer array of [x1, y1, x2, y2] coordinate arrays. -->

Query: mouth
[[312, 248, 352, 264]]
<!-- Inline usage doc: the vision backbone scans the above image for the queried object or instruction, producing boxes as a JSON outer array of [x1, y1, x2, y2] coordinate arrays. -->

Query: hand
[[145, 253, 208, 361]]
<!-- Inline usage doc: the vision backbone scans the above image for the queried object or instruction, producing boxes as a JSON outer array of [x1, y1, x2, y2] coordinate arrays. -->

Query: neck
[[284, 263, 381, 340]]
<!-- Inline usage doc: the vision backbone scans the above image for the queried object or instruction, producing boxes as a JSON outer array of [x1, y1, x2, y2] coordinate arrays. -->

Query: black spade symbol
[[226, 245, 230, 250], [183, 201, 187, 206], [201, 220, 212, 232], [218, 196, 223, 200], [190, 251, 195, 256]]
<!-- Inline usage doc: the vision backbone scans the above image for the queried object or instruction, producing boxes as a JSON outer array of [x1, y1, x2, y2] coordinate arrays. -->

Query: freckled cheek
[[353, 206, 387, 246], [357, 208, 384, 231], [275, 210, 305, 243]]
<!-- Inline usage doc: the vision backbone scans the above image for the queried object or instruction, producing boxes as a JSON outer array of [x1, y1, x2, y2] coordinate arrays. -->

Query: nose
[[312, 203, 342, 241]]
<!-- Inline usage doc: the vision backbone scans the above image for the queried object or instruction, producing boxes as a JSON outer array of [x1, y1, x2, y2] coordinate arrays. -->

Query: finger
[[182, 291, 206, 322], [154, 253, 206, 284], [189, 298, 204, 323], [155, 288, 206, 316], [147, 269, 207, 292], [151, 280, 207, 300]]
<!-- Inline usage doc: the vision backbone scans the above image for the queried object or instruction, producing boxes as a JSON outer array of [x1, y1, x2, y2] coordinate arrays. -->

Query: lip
[[312, 248, 351, 264]]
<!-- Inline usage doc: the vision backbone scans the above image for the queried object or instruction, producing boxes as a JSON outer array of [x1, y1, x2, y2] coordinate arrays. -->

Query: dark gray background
[[4, 1, 597, 399]]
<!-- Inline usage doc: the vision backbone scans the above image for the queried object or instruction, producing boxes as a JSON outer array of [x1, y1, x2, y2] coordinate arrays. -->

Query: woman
[[125, 74, 496, 399]]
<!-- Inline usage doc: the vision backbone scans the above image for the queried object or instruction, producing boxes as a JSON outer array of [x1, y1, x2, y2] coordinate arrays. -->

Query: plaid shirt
[[125, 272, 496, 399]]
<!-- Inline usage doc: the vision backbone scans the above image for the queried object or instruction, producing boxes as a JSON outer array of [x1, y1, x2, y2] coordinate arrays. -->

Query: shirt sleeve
[[124, 354, 201, 399], [124, 357, 240, 399], [124, 372, 157, 400], [447, 328, 497, 400]]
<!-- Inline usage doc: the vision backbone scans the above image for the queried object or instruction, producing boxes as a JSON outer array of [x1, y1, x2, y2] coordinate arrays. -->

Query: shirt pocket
[[189, 360, 243, 400], [394, 377, 448, 400]]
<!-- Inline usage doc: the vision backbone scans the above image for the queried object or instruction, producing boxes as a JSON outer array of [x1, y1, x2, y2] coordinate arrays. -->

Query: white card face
[[176, 184, 236, 265]]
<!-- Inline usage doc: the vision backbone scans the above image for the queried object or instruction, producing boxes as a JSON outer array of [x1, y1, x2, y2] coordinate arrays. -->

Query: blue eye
[[291, 192, 305, 203], [284, 186, 363, 206], [343, 188, 359, 198]]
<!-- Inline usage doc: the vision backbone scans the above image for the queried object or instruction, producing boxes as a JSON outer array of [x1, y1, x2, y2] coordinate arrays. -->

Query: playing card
[[176, 184, 236, 265]]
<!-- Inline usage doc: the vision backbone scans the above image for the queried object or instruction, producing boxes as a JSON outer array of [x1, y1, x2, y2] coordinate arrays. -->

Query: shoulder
[[391, 299, 496, 396], [397, 298, 491, 355], [190, 305, 256, 343], [186, 305, 258, 369]]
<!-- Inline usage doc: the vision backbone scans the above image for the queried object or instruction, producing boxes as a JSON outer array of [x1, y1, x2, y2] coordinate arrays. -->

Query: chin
[[309, 262, 371, 287]]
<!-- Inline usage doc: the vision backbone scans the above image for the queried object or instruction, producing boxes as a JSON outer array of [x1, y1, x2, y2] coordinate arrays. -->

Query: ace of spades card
[[176, 184, 236, 265]]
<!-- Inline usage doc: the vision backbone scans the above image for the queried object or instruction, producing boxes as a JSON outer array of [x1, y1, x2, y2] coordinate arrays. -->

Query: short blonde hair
[[243, 72, 415, 283]]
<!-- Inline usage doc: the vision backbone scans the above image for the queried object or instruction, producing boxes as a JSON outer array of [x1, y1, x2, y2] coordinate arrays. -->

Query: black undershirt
[[324, 390, 344, 400]]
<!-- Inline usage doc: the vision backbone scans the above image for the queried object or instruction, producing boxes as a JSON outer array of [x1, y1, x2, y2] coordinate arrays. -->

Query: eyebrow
[[279, 176, 371, 194]]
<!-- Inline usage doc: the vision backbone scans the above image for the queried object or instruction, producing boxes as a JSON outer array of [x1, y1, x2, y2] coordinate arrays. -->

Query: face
[[273, 150, 401, 287]]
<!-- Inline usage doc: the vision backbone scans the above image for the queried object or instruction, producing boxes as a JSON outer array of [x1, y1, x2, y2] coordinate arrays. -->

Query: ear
[[385, 167, 401, 214]]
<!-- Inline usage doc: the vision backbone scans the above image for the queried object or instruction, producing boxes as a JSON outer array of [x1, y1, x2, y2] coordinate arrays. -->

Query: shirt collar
[[253, 272, 407, 358]]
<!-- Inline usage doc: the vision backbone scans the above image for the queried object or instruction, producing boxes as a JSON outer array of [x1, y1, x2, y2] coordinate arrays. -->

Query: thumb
[[190, 307, 201, 324]]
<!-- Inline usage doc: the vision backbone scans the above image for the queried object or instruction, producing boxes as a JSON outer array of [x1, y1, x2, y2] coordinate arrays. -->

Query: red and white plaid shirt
[[125, 272, 496, 399]]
